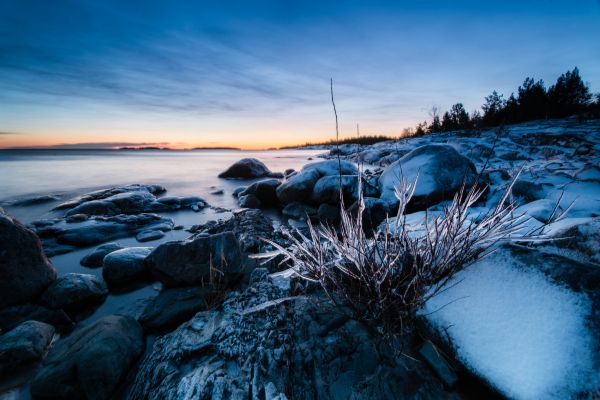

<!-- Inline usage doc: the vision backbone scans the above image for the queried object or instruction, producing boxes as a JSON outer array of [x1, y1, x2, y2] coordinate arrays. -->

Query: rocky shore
[[1, 117, 599, 399]]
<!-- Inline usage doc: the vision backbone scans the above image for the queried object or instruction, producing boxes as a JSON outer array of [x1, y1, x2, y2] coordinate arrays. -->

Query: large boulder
[[40, 273, 108, 315], [276, 160, 359, 205], [379, 144, 477, 210], [0, 320, 56, 376], [138, 286, 218, 333], [420, 244, 600, 400], [146, 232, 243, 287], [238, 178, 281, 208], [102, 247, 153, 288], [218, 158, 281, 179], [30, 315, 144, 400], [0, 208, 57, 308]]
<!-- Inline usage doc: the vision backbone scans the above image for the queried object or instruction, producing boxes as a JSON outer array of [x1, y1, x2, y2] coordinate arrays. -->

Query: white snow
[[421, 249, 597, 400]]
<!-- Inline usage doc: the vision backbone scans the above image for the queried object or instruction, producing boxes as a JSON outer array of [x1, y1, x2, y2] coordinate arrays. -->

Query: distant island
[[116, 146, 242, 151]]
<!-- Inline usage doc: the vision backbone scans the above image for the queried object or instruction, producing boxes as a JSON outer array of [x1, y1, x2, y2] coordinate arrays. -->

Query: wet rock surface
[[30, 315, 144, 400], [102, 247, 153, 288], [80, 242, 124, 267], [0, 320, 55, 376], [40, 273, 108, 315], [0, 208, 57, 308]]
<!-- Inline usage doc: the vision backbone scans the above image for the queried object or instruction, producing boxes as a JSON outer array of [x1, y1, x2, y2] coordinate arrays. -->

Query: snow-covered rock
[[378, 144, 477, 210], [420, 244, 600, 400]]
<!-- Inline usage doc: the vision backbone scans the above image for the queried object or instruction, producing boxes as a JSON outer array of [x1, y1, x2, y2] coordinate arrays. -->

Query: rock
[[218, 158, 280, 179], [54, 184, 165, 210], [574, 165, 600, 182], [379, 144, 477, 210], [30, 315, 144, 400], [147, 232, 243, 287], [239, 179, 281, 208], [514, 198, 561, 223], [0, 304, 74, 334], [238, 194, 262, 208], [511, 180, 546, 204], [136, 229, 165, 242], [0, 321, 56, 376], [420, 244, 600, 400], [276, 160, 359, 205], [210, 189, 224, 195], [138, 286, 219, 332], [12, 195, 61, 207], [284, 168, 295, 176], [197, 209, 275, 253], [0, 208, 57, 308], [282, 202, 318, 221], [349, 197, 390, 232], [102, 247, 153, 288], [128, 269, 446, 400], [40, 273, 108, 315], [34, 213, 174, 249], [310, 175, 378, 205], [232, 187, 247, 198], [545, 218, 600, 265], [80, 242, 123, 268], [318, 203, 341, 224]]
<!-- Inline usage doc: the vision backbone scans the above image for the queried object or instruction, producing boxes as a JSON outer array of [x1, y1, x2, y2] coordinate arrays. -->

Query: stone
[[0, 321, 56, 376], [379, 144, 477, 211], [218, 158, 280, 179], [40, 273, 108, 315], [349, 197, 390, 232], [276, 160, 358, 205], [80, 242, 123, 268], [147, 232, 243, 287], [318, 203, 341, 224], [511, 180, 546, 204], [239, 179, 281, 208], [138, 286, 219, 332], [136, 229, 165, 242], [0, 208, 57, 308], [30, 315, 144, 400], [282, 202, 318, 221], [238, 194, 262, 208], [102, 247, 153, 288], [0, 304, 74, 334], [310, 175, 379, 205]]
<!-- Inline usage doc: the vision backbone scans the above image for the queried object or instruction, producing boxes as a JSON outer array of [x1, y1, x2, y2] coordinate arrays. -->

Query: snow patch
[[421, 250, 597, 400]]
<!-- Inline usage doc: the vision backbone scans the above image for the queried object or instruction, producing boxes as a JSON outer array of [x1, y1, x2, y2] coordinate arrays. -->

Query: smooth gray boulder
[[80, 242, 123, 268], [30, 315, 144, 400], [40, 273, 108, 314], [311, 175, 379, 205], [238, 193, 261, 208], [102, 247, 153, 288], [0, 208, 57, 308], [282, 202, 318, 221], [0, 320, 56, 376], [138, 286, 218, 332], [136, 229, 165, 242], [276, 160, 359, 205], [218, 158, 280, 179], [146, 232, 243, 287], [379, 144, 477, 210]]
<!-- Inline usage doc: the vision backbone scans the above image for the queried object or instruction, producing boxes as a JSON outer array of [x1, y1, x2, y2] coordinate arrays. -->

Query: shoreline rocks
[[0, 321, 56, 376], [0, 208, 57, 308], [219, 158, 283, 179]]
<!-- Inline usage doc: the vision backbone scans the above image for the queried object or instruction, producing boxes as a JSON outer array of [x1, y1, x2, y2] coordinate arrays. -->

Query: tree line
[[410, 67, 600, 135]]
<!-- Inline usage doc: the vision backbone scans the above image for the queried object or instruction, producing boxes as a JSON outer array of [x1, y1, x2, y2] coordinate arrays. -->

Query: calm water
[[0, 148, 324, 398], [0, 148, 323, 222]]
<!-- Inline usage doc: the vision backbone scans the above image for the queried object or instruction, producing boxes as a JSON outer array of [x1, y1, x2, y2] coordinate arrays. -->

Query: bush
[[265, 172, 563, 346]]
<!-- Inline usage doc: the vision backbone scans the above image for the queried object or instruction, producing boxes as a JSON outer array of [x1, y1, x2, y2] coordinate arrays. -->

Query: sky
[[0, 0, 599, 149]]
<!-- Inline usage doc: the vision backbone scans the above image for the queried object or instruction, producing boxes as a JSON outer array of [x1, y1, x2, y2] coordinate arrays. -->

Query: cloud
[[0, 131, 20, 135]]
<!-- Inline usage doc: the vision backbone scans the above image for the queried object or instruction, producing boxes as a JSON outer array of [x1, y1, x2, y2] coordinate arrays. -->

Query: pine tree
[[548, 67, 592, 118], [482, 91, 506, 126], [517, 78, 547, 121]]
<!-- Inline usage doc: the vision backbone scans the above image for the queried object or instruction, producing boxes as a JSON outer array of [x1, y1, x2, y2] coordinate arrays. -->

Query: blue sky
[[1, 0, 599, 148]]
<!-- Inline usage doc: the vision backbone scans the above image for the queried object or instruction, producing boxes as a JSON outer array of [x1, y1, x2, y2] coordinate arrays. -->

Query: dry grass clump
[[264, 172, 562, 343]]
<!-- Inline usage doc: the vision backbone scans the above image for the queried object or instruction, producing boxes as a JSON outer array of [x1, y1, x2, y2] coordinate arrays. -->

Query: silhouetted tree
[[517, 78, 547, 121], [503, 93, 519, 124], [428, 106, 442, 132], [414, 121, 427, 136], [548, 67, 592, 118], [440, 103, 471, 131], [482, 91, 506, 126], [471, 110, 483, 129]]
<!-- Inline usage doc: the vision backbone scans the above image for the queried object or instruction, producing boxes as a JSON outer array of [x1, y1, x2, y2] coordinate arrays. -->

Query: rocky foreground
[[0, 118, 599, 399]]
